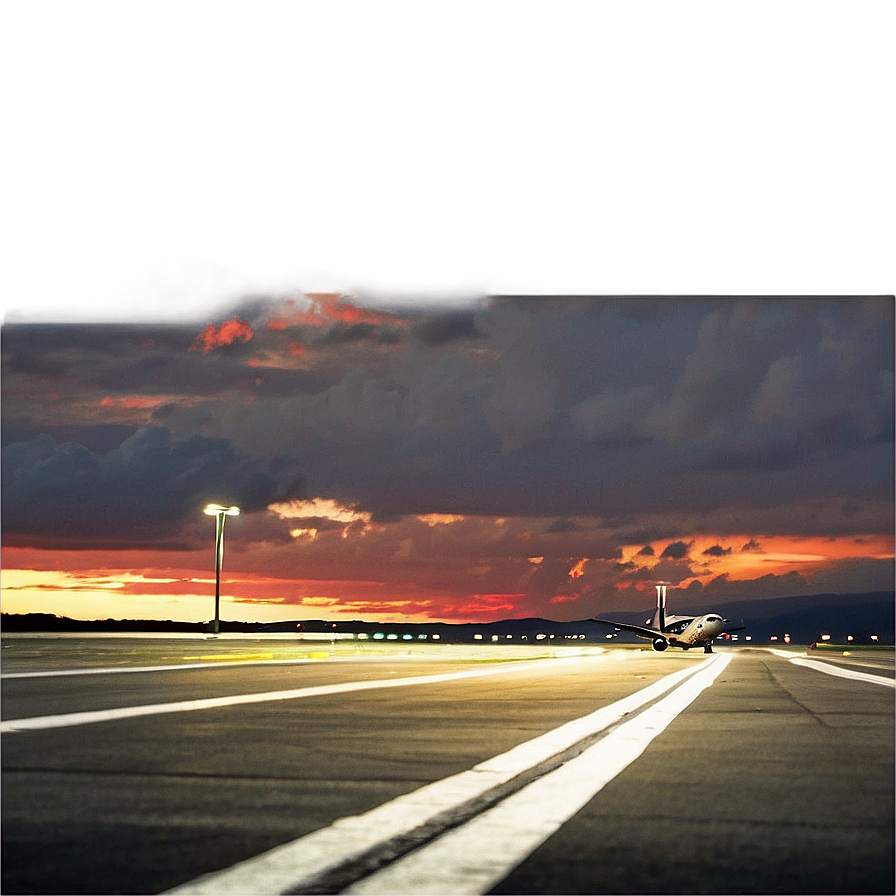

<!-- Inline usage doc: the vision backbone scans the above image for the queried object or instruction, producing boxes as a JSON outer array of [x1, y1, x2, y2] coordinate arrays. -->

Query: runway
[[2, 636, 893, 894]]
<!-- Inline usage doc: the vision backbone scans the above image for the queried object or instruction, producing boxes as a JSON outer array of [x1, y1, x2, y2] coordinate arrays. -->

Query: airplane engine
[[652, 638, 668, 652]]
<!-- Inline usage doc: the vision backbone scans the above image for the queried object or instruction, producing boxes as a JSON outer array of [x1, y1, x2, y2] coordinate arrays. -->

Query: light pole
[[204, 504, 240, 635]]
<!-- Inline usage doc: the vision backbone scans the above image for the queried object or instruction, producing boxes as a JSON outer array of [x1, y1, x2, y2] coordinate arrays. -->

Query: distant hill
[[2, 591, 892, 644]]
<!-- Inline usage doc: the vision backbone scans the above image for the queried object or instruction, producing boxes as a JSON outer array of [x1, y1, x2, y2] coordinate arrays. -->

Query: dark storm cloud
[[546, 518, 583, 534], [410, 310, 484, 346], [4, 299, 893, 544], [1, 425, 304, 547], [703, 544, 732, 557], [660, 541, 690, 560], [340, 287, 483, 318]]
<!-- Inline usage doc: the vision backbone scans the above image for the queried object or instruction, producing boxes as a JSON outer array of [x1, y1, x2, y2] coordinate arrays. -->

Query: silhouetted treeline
[[1, 613, 204, 632]]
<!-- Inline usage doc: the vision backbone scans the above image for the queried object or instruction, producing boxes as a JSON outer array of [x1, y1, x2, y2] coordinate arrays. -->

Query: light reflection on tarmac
[[1, 637, 893, 895]]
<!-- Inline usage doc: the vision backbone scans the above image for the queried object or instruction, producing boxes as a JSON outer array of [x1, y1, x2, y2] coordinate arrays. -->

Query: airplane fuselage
[[593, 584, 742, 653], [658, 613, 726, 650]]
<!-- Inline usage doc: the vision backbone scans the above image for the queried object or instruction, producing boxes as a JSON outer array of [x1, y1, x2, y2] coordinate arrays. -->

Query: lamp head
[[204, 503, 240, 516]]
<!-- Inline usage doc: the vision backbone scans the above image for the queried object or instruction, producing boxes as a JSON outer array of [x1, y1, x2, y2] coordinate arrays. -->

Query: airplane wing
[[723, 618, 746, 632], [592, 618, 660, 640]]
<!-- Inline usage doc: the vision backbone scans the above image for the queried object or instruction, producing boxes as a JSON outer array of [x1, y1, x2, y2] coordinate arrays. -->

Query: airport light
[[204, 504, 240, 635]]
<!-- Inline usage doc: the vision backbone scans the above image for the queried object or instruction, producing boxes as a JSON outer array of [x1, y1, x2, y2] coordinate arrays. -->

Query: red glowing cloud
[[190, 318, 254, 353], [267, 294, 394, 330]]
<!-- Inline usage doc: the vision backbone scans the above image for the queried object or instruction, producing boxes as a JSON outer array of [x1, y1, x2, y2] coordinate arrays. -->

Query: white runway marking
[[766, 649, 895, 687], [166, 654, 726, 896], [1, 659, 320, 679], [346, 653, 731, 895], [0, 656, 587, 734]]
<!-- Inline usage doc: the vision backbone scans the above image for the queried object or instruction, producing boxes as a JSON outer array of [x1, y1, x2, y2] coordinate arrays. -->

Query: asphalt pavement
[[1, 635, 893, 895]]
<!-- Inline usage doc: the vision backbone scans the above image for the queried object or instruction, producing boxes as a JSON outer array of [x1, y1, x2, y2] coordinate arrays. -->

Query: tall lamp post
[[204, 504, 240, 635]]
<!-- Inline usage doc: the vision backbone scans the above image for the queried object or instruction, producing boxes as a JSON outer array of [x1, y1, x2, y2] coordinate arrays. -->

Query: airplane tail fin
[[650, 583, 667, 632]]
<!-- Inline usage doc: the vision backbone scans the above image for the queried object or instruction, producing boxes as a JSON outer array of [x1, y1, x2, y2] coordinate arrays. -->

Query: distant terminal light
[[474, 634, 483, 640], [770, 636, 779, 642], [871, 635, 879, 641], [847, 635, 854, 642], [820, 634, 831, 641]]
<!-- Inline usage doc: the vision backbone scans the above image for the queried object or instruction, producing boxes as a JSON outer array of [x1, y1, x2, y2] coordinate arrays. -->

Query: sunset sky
[[2, 5, 893, 624]]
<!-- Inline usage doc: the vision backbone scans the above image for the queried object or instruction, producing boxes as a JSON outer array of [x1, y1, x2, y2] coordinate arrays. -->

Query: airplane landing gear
[[703, 643, 714, 654]]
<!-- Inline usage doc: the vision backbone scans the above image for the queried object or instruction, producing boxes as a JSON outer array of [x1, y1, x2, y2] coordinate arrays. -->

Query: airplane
[[593, 583, 745, 653]]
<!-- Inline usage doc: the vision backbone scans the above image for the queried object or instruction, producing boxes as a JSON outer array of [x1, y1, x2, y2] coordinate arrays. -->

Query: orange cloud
[[190, 318, 254, 353], [266, 295, 395, 330], [100, 396, 165, 410], [619, 533, 894, 588]]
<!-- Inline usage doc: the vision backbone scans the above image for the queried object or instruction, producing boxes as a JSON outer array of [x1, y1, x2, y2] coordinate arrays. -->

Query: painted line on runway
[[0, 651, 586, 680], [766, 649, 895, 687], [346, 653, 731, 895], [165, 654, 723, 896], [0, 659, 325, 679], [0, 655, 593, 733]]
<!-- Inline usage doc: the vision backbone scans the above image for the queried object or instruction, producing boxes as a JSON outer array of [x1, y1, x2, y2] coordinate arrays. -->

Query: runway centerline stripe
[[347, 653, 732, 895], [0, 656, 589, 733], [766, 649, 895, 687], [165, 654, 721, 896]]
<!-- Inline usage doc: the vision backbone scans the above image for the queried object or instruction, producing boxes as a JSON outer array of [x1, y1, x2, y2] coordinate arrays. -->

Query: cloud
[[1, 425, 304, 547], [8, 297, 891, 530], [660, 541, 690, 560], [546, 518, 583, 534], [2, 295, 892, 620], [190, 318, 254, 353]]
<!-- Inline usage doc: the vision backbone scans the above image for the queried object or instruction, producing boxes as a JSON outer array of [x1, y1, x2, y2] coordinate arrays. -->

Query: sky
[[1, 3, 894, 624]]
